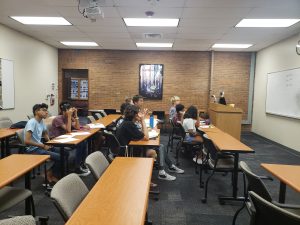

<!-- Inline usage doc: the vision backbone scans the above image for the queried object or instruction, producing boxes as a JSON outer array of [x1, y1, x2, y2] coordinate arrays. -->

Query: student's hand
[[72, 107, 78, 117], [143, 108, 149, 116], [66, 108, 74, 117]]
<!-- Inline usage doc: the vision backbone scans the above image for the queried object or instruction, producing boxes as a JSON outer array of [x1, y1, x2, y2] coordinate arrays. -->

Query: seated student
[[116, 105, 184, 181], [199, 112, 210, 125], [24, 103, 60, 183], [173, 104, 185, 125], [116, 102, 131, 128], [50, 102, 90, 177], [125, 96, 133, 105], [169, 96, 180, 119]]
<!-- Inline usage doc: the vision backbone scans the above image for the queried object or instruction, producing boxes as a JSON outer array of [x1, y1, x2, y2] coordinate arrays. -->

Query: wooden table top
[[200, 126, 253, 153], [261, 163, 300, 193], [66, 157, 153, 225], [46, 128, 100, 146], [0, 128, 18, 139], [95, 114, 121, 127], [0, 154, 49, 188], [129, 129, 160, 147]]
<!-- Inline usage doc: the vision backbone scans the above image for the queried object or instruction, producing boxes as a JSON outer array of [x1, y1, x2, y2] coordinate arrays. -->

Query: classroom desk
[[66, 157, 154, 225], [0, 128, 18, 158], [261, 163, 300, 203], [0, 154, 49, 214], [46, 128, 100, 177], [200, 126, 254, 202], [95, 114, 121, 127]]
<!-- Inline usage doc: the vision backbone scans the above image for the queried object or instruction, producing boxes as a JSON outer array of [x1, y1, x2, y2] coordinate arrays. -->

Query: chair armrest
[[272, 201, 300, 209], [258, 175, 273, 181]]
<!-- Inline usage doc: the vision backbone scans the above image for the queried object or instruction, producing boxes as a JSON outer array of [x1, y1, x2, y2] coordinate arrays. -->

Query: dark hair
[[125, 97, 132, 104], [59, 101, 71, 112], [120, 102, 131, 115], [176, 104, 185, 113], [199, 112, 209, 120], [124, 105, 139, 121], [183, 105, 198, 120], [132, 95, 143, 104], [32, 103, 48, 115]]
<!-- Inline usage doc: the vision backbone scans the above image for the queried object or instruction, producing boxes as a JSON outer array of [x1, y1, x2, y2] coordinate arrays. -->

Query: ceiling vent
[[144, 33, 162, 39]]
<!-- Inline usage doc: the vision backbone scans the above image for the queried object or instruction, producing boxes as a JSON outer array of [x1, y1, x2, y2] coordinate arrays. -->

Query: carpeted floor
[[1, 131, 300, 225]]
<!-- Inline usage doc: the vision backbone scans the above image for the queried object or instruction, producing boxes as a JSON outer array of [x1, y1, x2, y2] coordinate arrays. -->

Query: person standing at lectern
[[218, 91, 227, 105]]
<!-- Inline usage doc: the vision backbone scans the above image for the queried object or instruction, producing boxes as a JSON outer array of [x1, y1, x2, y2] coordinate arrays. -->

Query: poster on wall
[[139, 64, 163, 100]]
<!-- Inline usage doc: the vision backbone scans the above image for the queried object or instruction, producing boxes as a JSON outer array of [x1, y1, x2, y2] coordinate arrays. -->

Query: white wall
[[0, 24, 58, 122], [252, 33, 300, 151]]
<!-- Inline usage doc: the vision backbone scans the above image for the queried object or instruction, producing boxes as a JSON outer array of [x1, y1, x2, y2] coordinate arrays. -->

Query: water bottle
[[149, 114, 154, 129]]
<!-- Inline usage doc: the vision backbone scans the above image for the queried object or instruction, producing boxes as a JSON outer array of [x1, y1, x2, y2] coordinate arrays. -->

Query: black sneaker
[[75, 168, 91, 177]]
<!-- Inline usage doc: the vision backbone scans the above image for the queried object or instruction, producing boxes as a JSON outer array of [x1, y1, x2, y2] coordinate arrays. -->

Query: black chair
[[232, 161, 300, 225], [104, 109, 117, 115], [167, 118, 181, 153], [201, 133, 244, 203], [103, 130, 125, 161], [248, 191, 300, 225]]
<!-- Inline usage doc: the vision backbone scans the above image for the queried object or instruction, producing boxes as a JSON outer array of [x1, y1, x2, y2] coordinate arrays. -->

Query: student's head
[[124, 105, 140, 121], [120, 102, 131, 115], [199, 112, 209, 120], [220, 91, 225, 97], [176, 104, 185, 113], [183, 105, 198, 120], [132, 95, 144, 107], [170, 96, 180, 106], [32, 103, 48, 118], [125, 97, 133, 105], [59, 101, 71, 113]]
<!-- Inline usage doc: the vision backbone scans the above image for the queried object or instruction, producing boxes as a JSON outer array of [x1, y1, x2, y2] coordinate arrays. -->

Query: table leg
[[25, 172, 31, 215], [5, 137, 10, 157], [60, 147, 65, 177], [218, 153, 244, 203], [279, 181, 286, 203]]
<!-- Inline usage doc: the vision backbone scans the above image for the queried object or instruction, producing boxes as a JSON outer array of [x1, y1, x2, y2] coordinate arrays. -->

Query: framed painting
[[139, 64, 163, 100]]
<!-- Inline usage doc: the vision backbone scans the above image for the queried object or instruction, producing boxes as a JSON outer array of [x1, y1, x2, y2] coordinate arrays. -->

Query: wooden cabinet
[[209, 103, 243, 140]]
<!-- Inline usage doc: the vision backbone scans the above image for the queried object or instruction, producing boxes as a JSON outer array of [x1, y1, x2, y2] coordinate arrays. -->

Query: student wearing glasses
[[24, 103, 60, 184]]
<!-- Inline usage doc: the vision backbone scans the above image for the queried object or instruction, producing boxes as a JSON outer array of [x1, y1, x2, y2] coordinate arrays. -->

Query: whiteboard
[[0, 59, 15, 109], [266, 67, 300, 119]]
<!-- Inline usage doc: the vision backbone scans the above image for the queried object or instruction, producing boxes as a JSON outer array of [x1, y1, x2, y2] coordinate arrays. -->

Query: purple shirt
[[50, 115, 75, 138]]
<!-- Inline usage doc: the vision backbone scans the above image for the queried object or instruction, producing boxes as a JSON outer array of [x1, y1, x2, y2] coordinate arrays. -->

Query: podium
[[208, 103, 243, 140]]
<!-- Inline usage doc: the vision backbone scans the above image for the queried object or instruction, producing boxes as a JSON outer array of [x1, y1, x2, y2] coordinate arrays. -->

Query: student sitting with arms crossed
[[116, 105, 184, 181], [24, 103, 60, 184], [50, 102, 90, 177]]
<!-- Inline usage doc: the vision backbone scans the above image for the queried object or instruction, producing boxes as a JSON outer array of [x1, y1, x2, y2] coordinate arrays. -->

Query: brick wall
[[58, 50, 251, 120]]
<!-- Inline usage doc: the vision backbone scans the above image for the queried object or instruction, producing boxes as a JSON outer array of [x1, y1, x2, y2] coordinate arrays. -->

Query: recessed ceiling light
[[236, 19, 300, 27], [10, 16, 71, 25], [60, 42, 98, 46], [212, 44, 252, 49], [124, 18, 179, 27], [136, 43, 173, 48]]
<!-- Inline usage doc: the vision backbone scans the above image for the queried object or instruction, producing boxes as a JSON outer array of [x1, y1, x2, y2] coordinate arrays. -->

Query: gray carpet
[[1, 131, 300, 225]]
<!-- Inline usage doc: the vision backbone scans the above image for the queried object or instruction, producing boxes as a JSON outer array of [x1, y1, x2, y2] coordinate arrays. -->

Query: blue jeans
[[74, 141, 88, 168], [26, 147, 61, 177]]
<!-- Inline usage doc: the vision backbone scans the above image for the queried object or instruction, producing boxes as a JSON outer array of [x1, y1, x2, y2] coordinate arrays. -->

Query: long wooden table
[[95, 114, 121, 127], [66, 157, 154, 225], [46, 128, 100, 176], [0, 128, 18, 158], [261, 163, 300, 203], [200, 126, 254, 202], [0, 154, 50, 214]]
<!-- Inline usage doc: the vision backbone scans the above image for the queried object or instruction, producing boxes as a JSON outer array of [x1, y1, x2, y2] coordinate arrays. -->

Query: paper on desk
[[70, 132, 91, 136], [87, 123, 105, 129], [148, 130, 159, 139], [199, 125, 210, 128], [55, 134, 75, 139], [53, 137, 79, 143]]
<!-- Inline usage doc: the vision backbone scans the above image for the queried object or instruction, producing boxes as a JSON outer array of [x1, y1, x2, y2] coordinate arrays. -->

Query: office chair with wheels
[[50, 173, 89, 222], [85, 151, 109, 181], [232, 161, 300, 225], [248, 191, 300, 225], [99, 110, 107, 117], [87, 116, 96, 123]]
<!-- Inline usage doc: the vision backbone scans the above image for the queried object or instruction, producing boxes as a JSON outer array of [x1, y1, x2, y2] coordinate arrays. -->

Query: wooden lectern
[[208, 103, 243, 140]]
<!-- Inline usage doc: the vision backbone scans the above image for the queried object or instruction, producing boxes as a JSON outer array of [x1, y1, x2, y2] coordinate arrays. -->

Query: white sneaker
[[169, 165, 184, 174], [158, 170, 176, 181], [193, 156, 202, 165]]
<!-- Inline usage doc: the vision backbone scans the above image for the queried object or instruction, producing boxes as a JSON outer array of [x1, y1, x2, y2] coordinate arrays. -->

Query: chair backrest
[[0, 216, 36, 225], [0, 117, 13, 128], [104, 130, 123, 156], [50, 173, 89, 222], [85, 151, 109, 180], [202, 134, 218, 160], [95, 113, 102, 119], [99, 110, 107, 117], [87, 115, 96, 123], [239, 161, 272, 202], [177, 123, 187, 139], [249, 191, 300, 225], [152, 111, 165, 120], [16, 129, 25, 145]]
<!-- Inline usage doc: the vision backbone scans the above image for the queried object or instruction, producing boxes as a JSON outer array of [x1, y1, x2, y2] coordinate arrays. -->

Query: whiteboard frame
[[265, 67, 300, 120], [0, 58, 15, 109]]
